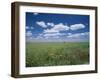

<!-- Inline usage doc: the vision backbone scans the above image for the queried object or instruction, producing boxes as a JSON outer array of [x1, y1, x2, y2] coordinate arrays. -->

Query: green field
[[26, 42, 89, 67]]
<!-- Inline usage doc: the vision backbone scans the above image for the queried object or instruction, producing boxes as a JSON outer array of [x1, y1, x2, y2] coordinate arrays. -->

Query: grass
[[26, 42, 89, 67]]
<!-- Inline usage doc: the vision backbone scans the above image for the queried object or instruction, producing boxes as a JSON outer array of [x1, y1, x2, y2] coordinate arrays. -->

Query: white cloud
[[26, 31, 32, 37], [45, 36, 59, 39], [36, 22, 85, 32], [81, 32, 89, 36], [33, 13, 39, 15], [26, 26, 29, 29], [67, 33, 81, 38], [44, 33, 61, 39], [44, 29, 59, 33], [68, 33, 72, 35], [37, 31, 66, 40], [53, 23, 69, 31], [26, 26, 34, 30], [43, 32, 66, 40], [35, 36, 43, 39], [36, 21, 47, 28], [44, 32, 61, 37], [44, 23, 69, 33], [30, 27, 34, 30], [70, 24, 85, 30], [47, 22, 54, 27], [67, 32, 89, 38]]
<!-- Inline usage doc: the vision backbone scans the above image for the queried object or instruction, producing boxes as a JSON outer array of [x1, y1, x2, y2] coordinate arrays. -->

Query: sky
[[25, 12, 90, 42]]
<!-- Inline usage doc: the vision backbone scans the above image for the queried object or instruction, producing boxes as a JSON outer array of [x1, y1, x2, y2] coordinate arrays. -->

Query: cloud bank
[[26, 21, 89, 42]]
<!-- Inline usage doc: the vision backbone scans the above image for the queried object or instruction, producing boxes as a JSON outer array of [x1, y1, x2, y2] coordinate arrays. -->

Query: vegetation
[[26, 42, 89, 67]]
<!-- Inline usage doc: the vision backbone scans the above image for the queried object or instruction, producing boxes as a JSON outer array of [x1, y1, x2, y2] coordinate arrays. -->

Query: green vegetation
[[26, 42, 89, 67]]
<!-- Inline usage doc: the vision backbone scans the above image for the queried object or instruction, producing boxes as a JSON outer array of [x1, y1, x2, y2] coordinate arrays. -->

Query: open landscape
[[25, 12, 90, 67], [26, 42, 89, 67]]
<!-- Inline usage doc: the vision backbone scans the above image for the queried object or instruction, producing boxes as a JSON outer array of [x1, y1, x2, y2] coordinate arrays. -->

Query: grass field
[[26, 42, 89, 67]]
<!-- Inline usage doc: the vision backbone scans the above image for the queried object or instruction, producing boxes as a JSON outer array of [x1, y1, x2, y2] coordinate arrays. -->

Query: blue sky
[[26, 12, 90, 42]]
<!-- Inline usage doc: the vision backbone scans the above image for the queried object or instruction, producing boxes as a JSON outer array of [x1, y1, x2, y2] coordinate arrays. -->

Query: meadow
[[26, 42, 89, 67]]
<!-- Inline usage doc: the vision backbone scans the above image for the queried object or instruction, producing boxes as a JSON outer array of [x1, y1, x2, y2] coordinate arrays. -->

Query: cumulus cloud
[[30, 27, 34, 29], [67, 33, 81, 38], [35, 21, 87, 41], [37, 31, 66, 40], [80, 32, 89, 36], [26, 31, 32, 37], [26, 26, 30, 29], [36, 21, 47, 28], [43, 23, 70, 39], [36, 21, 85, 31], [26, 26, 34, 30], [45, 36, 59, 39], [43, 32, 66, 40], [44, 32, 61, 37], [67, 32, 89, 38], [70, 24, 85, 30], [43, 33, 61, 39], [53, 23, 69, 31], [44, 23, 69, 33], [47, 22, 54, 27], [44, 29, 59, 33]]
